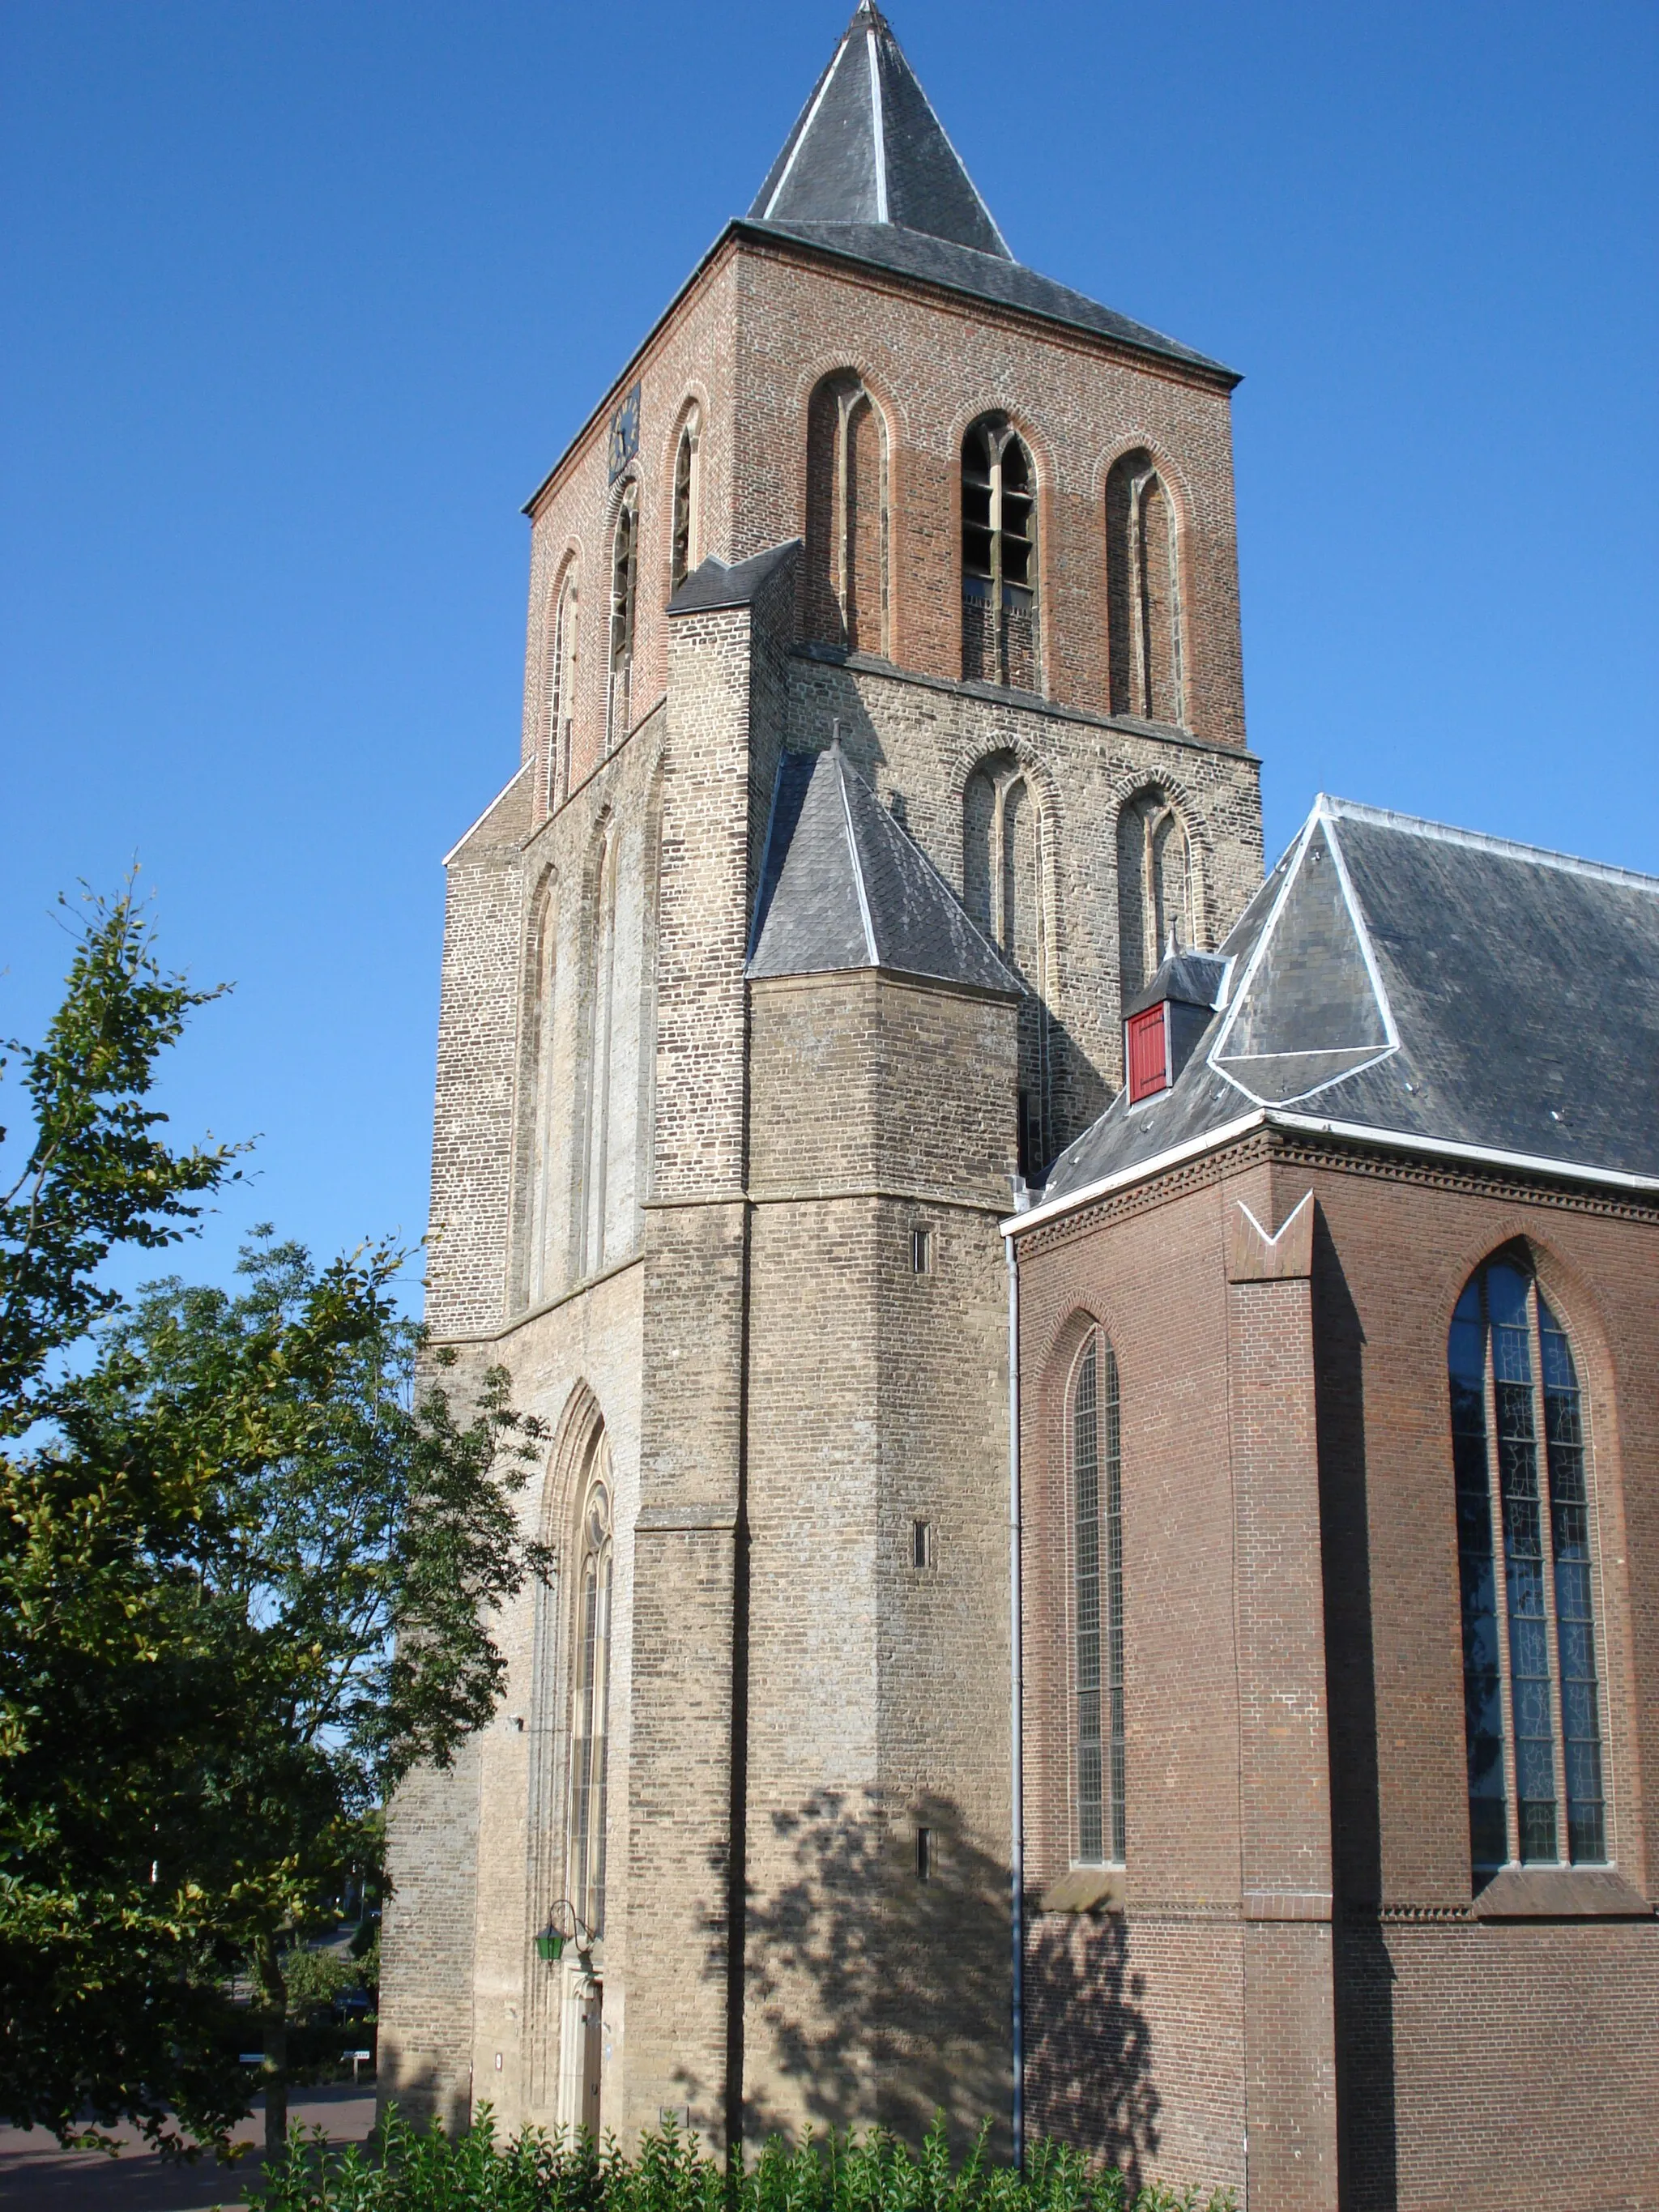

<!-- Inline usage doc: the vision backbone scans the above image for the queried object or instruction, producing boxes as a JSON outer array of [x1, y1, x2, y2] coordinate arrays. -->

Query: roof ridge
[[1316, 794, 1659, 893], [831, 737, 881, 963]]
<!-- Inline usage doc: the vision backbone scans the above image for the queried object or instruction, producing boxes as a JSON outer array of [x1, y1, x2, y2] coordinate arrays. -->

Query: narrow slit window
[[915, 1826, 932, 1881], [1448, 1256, 1606, 1874], [607, 482, 639, 752], [670, 408, 700, 596], [1072, 1329, 1125, 1864], [911, 1225, 932, 1274], [912, 1519, 932, 1571]]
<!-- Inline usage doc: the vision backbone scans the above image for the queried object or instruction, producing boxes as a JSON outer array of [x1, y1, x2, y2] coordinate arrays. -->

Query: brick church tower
[[379, 3, 1263, 2158]]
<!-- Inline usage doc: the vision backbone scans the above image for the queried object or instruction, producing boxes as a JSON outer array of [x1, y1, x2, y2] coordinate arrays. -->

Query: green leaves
[[0, 889, 546, 2156], [252, 2110, 1239, 2212]]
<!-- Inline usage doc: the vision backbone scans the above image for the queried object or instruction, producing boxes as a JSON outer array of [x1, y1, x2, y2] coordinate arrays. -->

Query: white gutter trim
[[867, 25, 889, 224], [1006, 1241, 1025, 2167], [441, 758, 534, 867], [1265, 1112, 1659, 1195], [1002, 1105, 1659, 1241], [1000, 1110, 1265, 1238]]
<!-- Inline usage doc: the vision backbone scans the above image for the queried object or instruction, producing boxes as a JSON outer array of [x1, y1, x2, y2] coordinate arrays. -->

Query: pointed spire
[[749, 6, 1010, 260]]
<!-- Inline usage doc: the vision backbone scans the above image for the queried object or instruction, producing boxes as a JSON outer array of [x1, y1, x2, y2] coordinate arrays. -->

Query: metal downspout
[[1007, 1238, 1025, 2167]]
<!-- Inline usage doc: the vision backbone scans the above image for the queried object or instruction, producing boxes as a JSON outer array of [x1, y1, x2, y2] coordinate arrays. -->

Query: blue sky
[[2, 1, 1654, 1301]]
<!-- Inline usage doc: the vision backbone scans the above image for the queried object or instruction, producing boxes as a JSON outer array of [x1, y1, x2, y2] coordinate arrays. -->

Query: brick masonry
[[1014, 1133, 1659, 2207], [380, 206, 1269, 2171]]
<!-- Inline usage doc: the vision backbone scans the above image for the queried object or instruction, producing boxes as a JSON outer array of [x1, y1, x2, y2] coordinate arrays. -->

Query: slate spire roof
[[748, 737, 1020, 996], [1033, 795, 1659, 1213], [750, 3, 1010, 259], [740, 9, 1233, 381]]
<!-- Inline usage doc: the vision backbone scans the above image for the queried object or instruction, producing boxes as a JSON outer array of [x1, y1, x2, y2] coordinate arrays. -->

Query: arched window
[[567, 1447, 613, 1937], [1106, 449, 1183, 725], [607, 482, 639, 753], [804, 373, 888, 655], [547, 569, 579, 810], [577, 829, 619, 1279], [1117, 788, 1197, 1005], [1071, 1328, 1124, 1865], [1449, 1255, 1607, 1873], [962, 419, 1037, 690], [670, 408, 701, 597], [963, 750, 1049, 1175], [525, 884, 560, 1306]]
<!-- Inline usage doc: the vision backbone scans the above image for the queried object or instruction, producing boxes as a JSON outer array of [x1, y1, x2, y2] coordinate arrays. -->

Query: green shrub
[[252, 2108, 1235, 2212]]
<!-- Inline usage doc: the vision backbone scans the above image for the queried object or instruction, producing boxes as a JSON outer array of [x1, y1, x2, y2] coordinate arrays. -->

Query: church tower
[[380, 3, 1263, 2157]]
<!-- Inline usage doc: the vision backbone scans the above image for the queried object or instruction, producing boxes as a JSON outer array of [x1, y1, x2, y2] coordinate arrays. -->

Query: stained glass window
[[1073, 1330, 1124, 1865], [1448, 1258, 1606, 1873]]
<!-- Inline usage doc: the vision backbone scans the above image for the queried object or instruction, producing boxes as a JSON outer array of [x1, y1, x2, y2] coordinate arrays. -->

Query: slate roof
[[740, 6, 1233, 381], [667, 541, 800, 614], [1030, 795, 1659, 1217], [748, 740, 1021, 996]]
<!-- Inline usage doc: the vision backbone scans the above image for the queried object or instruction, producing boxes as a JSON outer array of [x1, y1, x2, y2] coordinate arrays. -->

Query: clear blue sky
[[2, 2, 1654, 1300]]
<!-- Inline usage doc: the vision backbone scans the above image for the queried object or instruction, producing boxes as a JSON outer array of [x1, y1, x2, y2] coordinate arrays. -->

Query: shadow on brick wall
[[718, 1791, 1017, 2151], [1312, 1210, 1398, 2209], [1023, 1912, 1158, 2190]]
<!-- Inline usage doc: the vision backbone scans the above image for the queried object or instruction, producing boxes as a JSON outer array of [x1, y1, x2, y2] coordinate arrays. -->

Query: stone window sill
[[1038, 1866, 1126, 1915], [1472, 1866, 1653, 1919]]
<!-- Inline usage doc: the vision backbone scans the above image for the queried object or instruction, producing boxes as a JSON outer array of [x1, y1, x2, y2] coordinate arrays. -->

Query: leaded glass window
[[1448, 1257, 1607, 1874], [670, 409, 700, 597], [1072, 1330, 1124, 1865], [568, 1466, 613, 1936], [607, 482, 638, 753]]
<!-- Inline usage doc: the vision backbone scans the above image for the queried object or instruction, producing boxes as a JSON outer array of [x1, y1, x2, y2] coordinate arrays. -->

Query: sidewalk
[[0, 2082, 377, 2210]]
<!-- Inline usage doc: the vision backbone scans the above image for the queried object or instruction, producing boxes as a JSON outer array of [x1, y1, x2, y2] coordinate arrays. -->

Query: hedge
[[251, 2108, 1235, 2212]]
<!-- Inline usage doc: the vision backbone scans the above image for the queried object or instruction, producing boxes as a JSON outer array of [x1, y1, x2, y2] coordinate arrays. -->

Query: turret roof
[[748, 738, 1021, 996]]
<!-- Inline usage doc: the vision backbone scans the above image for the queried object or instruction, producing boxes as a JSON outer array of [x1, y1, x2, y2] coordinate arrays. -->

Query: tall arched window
[[1106, 449, 1183, 726], [547, 569, 579, 811], [1117, 787, 1198, 1005], [963, 751, 1049, 1175], [607, 482, 639, 753], [524, 884, 560, 1306], [567, 1447, 613, 1937], [577, 829, 619, 1280], [804, 373, 888, 655], [962, 418, 1037, 690], [670, 408, 701, 596], [1449, 1254, 1607, 1873], [1071, 1328, 1124, 1865]]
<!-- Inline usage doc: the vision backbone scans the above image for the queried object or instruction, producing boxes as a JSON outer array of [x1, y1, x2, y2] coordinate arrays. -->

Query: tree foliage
[[0, 886, 548, 2157]]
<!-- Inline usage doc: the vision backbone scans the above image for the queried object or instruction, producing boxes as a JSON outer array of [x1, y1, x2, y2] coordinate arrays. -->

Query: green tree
[[0, 888, 548, 2158]]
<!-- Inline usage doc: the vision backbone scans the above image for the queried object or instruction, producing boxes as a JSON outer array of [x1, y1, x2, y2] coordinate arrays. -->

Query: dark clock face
[[608, 384, 641, 484]]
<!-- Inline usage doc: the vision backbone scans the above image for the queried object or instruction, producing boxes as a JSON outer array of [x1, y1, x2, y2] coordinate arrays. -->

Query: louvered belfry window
[[1125, 1004, 1169, 1102], [962, 419, 1037, 690], [1449, 1256, 1608, 1875], [1072, 1331, 1125, 1865]]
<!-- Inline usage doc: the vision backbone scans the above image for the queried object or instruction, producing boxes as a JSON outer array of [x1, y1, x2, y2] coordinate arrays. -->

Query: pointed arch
[[521, 871, 562, 1309], [574, 818, 621, 1281], [962, 746, 1050, 1176], [804, 370, 889, 656], [1068, 1320, 1125, 1866], [545, 558, 581, 812], [669, 403, 702, 598], [1448, 1243, 1610, 1877], [606, 479, 640, 753], [1116, 783, 1202, 1004], [1106, 448, 1184, 725], [962, 415, 1038, 691]]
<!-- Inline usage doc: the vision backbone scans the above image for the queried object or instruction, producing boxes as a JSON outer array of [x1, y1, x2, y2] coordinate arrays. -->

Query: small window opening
[[911, 1225, 932, 1274], [1126, 1004, 1169, 1104], [915, 1826, 932, 1881], [962, 419, 1038, 689], [912, 1518, 932, 1571], [607, 482, 639, 752]]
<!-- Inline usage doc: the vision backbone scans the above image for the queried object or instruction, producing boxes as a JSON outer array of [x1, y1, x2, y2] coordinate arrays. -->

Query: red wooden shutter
[[1126, 1004, 1170, 1102]]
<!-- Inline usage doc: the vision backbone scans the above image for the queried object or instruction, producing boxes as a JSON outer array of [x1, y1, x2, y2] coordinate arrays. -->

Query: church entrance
[[579, 1981, 603, 2139]]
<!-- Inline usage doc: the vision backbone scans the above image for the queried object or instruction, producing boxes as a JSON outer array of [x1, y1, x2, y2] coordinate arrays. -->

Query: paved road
[[0, 2083, 377, 2210]]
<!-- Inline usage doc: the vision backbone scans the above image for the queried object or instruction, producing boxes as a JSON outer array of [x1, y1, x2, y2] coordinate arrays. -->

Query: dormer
[[1124, 942, 1228, 1103]]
